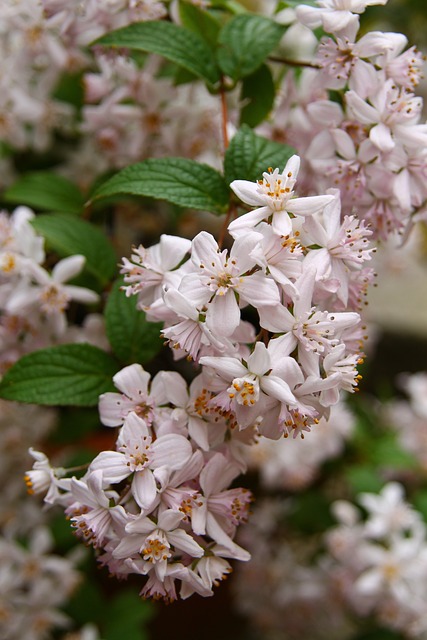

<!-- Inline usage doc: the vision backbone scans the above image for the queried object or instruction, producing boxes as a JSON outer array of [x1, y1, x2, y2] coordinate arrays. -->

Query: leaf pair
[[94, 14, 285, 86]]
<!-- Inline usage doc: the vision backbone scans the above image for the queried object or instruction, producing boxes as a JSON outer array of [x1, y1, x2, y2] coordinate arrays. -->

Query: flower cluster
[[234, 483, 427, 639], [0, 527, 81, 640], [122, 155, 372, 440], [384, 371, 427, 470], [327, 483, 427, 636], [264, 0, 427, 239], [0, 206, 103, 373], [27, 362, 253, 602]]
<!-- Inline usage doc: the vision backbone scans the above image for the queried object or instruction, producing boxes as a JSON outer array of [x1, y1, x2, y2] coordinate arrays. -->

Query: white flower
[[90, 412, 192, 511], [229, 156, 334, 237]]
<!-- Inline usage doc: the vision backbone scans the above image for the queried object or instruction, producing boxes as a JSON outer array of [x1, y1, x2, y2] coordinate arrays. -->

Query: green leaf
[[103, 590, 153, 640], [0, 344, 118, 406], [224, 125, 296, 184], [31, 213, 117, 286], [240, 63, 276, 128], [105, 279, 163, 366], [370, 434, 417, 470], [217, 14, 285, 81], [94, 21, 220, 86], [4, 172, 84, 214], [91, 158, 229, 214], [178, 1, 221, 49], [288, 491, 334, 534], [346, 464, 384, 495]]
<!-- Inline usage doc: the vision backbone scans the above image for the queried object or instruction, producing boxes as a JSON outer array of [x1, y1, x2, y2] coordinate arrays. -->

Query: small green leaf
[[105, 279, 163, 366], [0, 344, 118, 406], [224, 125, 296, 184], [91, 158, 229, 214], [178, 1, 221, 49], [217, 14, 285, 81], [346, 464, 384, 495], [103, 590, 153, 640], [94, 21, 220, 86], [4, 172, 84, 214], [31, 213, 117, 285], [240, 64, 276, 127]]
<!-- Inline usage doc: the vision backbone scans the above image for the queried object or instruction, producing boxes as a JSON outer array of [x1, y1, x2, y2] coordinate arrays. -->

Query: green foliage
[[4, 172, 84, 214], [288, 491, 335, 534], [105, 279, 163, 366], [240, 64, 276, 127], [224, 124, 296, 184], [91, 157, 230, 214], [178, 1, 221, 49], [350, 629, 402, 640], [31, 213, 117, 286], [94, 21, 220, 86], [103, 590, 154, 640], [216, 14, 285, 81], [345, 464, 384, 494], [0, 344, 118, 406], [51, 407, 101, 444]]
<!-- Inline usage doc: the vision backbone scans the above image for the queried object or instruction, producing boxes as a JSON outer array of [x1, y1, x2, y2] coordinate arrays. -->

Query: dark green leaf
[[94, 21, 220, 85], [4, 172, 84, 214], [178, 1, 221, 48], [224, 125, 296, 184], [103, 590, 153, 640], [288, 491, 334, 534], [0, 344, 118, 406], [91, 158, 229, 214], [105, 279, 163, 365], [240, 63, 276, 127], [346, 464, 384, 494], [31, 213, 117, 285], [217, 14, 285, 81]]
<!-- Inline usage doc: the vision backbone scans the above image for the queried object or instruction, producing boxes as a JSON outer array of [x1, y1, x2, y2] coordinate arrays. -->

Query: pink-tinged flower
[[229, 156, 334, 237], [99, 363, 161, 427], [120, 234, 191, 309], [303, 190, 373, 305], [179, 231, 280, 338], [296, 0, 387, 37], [248, 223, 302, 297], [191, 453, 251, 561], [5, 254, 99, 334], [258, 267, 360, 364], [200, 342, 297, 430], [161, 287, 232, 362], [24, 448, 67, 505], [68, 470, 121, 547], [90, 412, 192, 511], [346, 79, 427, 153], [113, 509, 204, 581], [317, 35, 378, 96], [359, 482, 423, 538]]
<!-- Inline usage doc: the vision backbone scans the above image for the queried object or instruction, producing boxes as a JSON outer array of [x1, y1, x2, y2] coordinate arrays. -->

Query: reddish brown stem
[[269, 56, 321, 69], [219, 76, 229, 151]]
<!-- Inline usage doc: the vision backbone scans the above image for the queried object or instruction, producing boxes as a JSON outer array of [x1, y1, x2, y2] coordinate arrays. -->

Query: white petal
[[199, 356, 246, 380], [90, 451, 130, 483], [247, 342, 270, 377], [206, 291, 240, 337], [287, 194, 334, 217], [132, 469, 158, 510], [369, 122, 395, 152], [52, 255, 86, 283], [113, 363, 150, 398], [168, 529, 204, 558], [230, 179, 264, 207], [151, 434, 192, 470]]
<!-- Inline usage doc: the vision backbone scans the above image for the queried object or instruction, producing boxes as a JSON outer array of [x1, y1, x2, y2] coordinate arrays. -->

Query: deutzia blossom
[[229, 155, 334, 237]]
